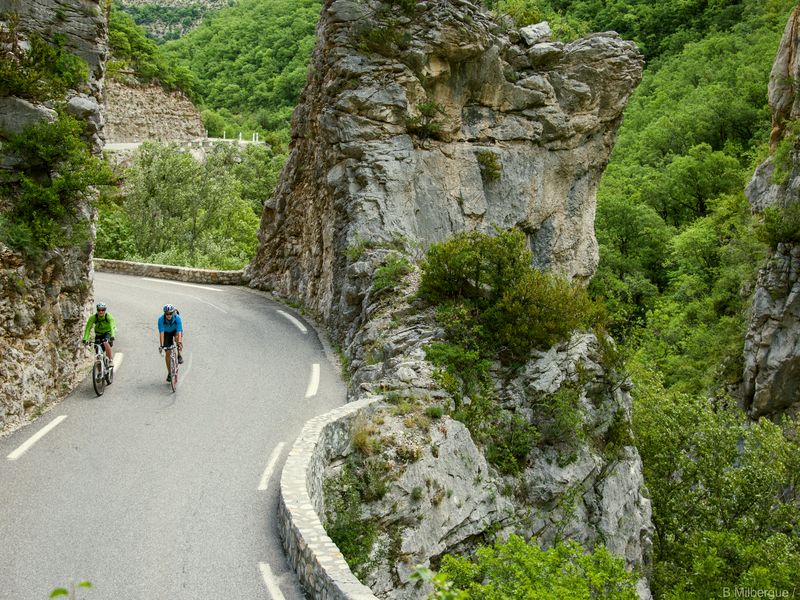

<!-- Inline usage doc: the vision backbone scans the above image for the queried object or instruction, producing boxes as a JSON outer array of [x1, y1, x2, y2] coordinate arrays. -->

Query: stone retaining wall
[[278, 397, 380, 600], [92, 258, 246, 285]]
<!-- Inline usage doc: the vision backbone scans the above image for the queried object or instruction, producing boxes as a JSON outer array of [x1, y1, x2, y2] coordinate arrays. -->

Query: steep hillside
[[114, 0, 230, 41]]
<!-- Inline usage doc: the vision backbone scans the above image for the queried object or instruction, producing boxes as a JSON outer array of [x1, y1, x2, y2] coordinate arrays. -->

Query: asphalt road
[[0, 272, 347, 599]]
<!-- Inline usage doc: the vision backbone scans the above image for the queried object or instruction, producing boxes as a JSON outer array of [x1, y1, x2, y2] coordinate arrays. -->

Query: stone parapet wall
[[92, 258, 246, 285], [279, 397, 379, 600]]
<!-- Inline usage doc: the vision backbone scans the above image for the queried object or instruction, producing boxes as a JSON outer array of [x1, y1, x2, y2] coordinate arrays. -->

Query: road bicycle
[[160, 343, 179, 392], [89, 340, 113, 396]]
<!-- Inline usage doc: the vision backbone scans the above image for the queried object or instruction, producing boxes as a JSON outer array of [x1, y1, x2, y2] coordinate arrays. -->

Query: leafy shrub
[[756, 203, 800, 249], [406, 101, 447, 140], [435, 534, 638, 599], [108, 7, 198, 96], [420, 228, 601, 359], [323, 460, 379, 579], [769, 119, 800, 185], [373, 255, 412, 292], [0, 16, 88, 101], [476, 150, 502, 182], [535, 383, 585, 445], [0, 114, 113, 254], [357, 22, 410, 55]]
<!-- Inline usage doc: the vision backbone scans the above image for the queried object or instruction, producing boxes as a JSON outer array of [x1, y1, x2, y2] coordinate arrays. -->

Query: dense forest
[[107, 0, 800, 597]]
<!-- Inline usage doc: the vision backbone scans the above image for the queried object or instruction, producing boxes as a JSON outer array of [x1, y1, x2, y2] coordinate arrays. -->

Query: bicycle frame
[[91, 341, 111, 396], [162, 343, 179, 392]]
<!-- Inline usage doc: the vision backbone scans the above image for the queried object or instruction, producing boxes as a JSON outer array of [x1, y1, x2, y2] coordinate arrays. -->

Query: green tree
[[112, 142, 259, 269], [435, 534, 638, 599], [163, 0, 321, 136], [631, 362, 800, 599], [0, 114, 113, 254]]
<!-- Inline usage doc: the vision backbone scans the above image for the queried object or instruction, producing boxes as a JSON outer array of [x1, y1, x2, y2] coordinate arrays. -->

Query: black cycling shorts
[[163, 331, 180, 348], [94, 333, 113, 346]]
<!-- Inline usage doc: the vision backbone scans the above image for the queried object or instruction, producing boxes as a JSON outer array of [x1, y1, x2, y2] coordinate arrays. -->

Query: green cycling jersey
[[83, 311, 116, 341]]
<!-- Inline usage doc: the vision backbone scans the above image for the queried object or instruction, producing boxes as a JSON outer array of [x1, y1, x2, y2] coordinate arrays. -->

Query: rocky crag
[[246, 0, 651, 596], [742, 5, 800, 419], [0, 0, 107, 431], [324, 262, 653, 599], [103, 78, 204, 143], [248, 0, 644, 345]]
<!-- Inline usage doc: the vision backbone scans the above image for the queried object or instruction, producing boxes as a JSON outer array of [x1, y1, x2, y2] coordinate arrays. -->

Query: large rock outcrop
[[322, 262, 652, 599], [742, 6, 800, 419], [0, 0, 107, 431], [247, 0, 643, 341]]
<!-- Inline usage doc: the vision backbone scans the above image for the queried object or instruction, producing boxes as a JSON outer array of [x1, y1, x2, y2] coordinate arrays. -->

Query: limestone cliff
[[247, 0, 644, 342], [0, 0, 107, 431], [742, 6, 800, 419]]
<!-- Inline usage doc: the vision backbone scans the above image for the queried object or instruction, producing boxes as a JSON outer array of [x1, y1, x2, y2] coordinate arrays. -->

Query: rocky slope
[[322, 259, 652, 598], [742, 5, 800, 419], [103, 78, 205, 143], [247, 0, 643, 345], [0, 0, 107, 431]]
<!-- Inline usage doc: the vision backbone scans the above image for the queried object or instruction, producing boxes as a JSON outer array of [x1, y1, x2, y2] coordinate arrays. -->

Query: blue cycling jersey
[[158, 313, 183, 333]]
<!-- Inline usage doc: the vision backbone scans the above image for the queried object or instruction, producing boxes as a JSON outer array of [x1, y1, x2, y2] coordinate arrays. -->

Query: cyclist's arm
[[82, 315, 95, 342], [175, 314, 183, 333], [107, 312, 116, 338], [158, 316, 165, 347]]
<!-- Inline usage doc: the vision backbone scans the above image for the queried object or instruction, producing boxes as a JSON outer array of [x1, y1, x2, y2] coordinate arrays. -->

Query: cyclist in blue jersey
[[158, 304, 183, 382]]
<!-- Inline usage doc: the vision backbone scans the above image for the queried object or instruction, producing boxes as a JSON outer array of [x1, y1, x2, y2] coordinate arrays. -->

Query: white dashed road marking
[[257, 442, 285, 491], [305, 364, 320, 398], [276, 310, 307, 334], [7, 415, 67, 461], [142, 277, 223, 292], [258, 562, 286, 600]]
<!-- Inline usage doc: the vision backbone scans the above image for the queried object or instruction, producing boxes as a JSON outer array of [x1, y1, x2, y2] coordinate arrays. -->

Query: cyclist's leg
[[176, 332, 183, 363], [102, 334, 113, 363], [163, 332, 175, 380]]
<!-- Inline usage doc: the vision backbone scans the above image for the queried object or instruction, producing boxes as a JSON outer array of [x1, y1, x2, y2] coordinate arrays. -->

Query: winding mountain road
[[0, 272, 347, 599]]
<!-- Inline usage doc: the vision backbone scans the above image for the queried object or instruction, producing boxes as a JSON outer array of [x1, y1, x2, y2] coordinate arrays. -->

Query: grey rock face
[[102, 80, 205, 143], [742, 6, 800, 418], [0, 97, 57, 136], [327, 262, 652, 599], [248, 0, 643, 342], [0, 1, 106, 432]]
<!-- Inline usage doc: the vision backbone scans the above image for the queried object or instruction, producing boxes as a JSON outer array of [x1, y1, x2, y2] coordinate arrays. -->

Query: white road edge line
[[113, 352, 124, 371], [305, 363, 320, 398], [258, 442, 285, 491], [258, 562, 286, 600], [276, 309, 307, 334], [142, 277, 223, 292], [7, 415, 68, 461]]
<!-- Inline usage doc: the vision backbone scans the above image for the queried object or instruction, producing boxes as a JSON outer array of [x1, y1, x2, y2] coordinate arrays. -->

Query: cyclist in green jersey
[[82, 302, 116, 366]]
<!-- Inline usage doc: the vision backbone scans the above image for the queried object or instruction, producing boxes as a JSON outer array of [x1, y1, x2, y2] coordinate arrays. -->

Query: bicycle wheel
[[92, 360, 105, 396], [105, 359, 114, 385], [170, 351, 178, 392]]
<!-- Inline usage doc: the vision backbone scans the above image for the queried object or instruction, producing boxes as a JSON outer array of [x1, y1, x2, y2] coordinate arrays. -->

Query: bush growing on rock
[[426, 534, 638, 599], [419, 228, 603, 360]]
